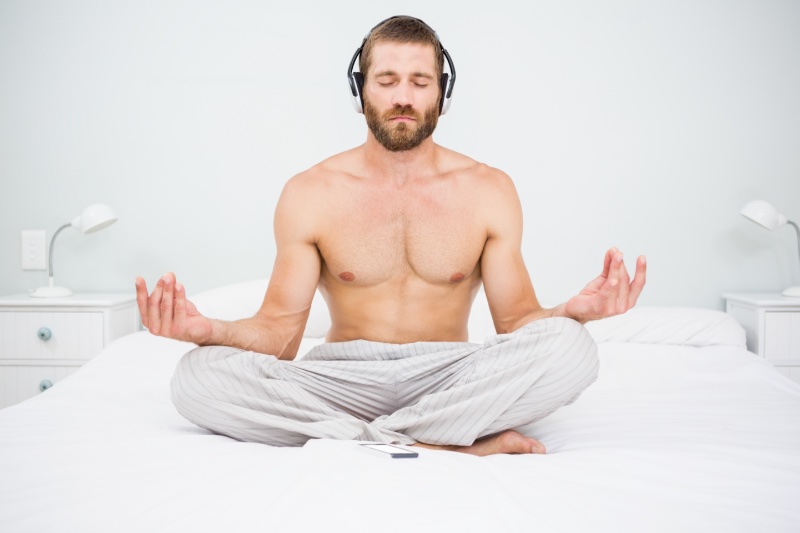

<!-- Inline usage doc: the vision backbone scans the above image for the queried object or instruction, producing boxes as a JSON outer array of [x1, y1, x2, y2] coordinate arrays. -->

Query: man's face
[[363, 41, 440, 152]]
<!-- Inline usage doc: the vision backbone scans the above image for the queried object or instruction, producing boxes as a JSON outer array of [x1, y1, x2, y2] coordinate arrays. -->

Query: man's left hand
[[563, 247, 647, 323]]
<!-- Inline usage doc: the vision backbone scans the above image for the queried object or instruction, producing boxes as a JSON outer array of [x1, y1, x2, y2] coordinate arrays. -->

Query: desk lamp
[[31, 204, 118, 298], [740, 200, 800, 297]]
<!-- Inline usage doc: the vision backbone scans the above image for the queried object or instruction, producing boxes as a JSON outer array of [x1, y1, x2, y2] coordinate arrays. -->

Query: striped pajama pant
[[171, 317, 599, 447]]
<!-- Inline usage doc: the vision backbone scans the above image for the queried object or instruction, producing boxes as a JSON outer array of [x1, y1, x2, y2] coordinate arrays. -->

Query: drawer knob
[[39, 379, 53, 392], [37, 327, 52, 341]]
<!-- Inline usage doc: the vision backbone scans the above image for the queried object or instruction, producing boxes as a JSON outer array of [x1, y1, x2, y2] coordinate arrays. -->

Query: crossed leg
[[171, 317, 598, 455]]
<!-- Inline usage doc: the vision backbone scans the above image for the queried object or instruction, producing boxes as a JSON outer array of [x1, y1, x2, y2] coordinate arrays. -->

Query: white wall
[[1, 0, 798, 310]]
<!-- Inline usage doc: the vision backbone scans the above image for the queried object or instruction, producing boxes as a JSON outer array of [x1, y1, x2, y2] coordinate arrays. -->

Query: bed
[[1, 280, 799, 532]]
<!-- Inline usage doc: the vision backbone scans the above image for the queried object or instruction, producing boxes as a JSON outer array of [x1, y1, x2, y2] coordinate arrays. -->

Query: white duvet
[[0, 284, 799, 533]]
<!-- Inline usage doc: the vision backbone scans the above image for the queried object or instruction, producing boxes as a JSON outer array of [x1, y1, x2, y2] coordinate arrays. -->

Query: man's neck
[[362, 134, 438, 185]]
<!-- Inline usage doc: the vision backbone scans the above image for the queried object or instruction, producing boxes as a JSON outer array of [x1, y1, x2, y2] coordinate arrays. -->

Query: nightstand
[[0, 293, 139, 409], [723, 293, 800, 384]]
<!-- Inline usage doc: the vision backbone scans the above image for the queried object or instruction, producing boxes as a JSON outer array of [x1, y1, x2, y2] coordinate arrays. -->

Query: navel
[[339, 271, 356, 282], [449, 272, 466, 283]]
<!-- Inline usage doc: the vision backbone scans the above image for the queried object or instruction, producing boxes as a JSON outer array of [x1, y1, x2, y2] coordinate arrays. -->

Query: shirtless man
[[135, 16, 646, 456]]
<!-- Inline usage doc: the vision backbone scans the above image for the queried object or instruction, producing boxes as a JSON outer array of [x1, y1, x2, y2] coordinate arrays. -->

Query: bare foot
[[413, 430, 546, 457]]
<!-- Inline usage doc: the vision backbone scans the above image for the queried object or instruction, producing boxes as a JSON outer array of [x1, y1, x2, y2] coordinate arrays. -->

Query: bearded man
[[136, 16, 646, 456]]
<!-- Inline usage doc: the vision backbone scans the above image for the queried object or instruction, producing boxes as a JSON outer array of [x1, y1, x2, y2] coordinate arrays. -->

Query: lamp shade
[[71, 204, 118, 234], [740, 200, 787, 231]]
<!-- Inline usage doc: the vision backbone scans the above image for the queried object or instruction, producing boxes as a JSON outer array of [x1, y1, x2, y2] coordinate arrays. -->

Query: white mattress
[[1, 295, 799, 532]]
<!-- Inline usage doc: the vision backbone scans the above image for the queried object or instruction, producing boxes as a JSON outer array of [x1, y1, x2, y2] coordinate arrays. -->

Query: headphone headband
[[347, 16, 456, 115]]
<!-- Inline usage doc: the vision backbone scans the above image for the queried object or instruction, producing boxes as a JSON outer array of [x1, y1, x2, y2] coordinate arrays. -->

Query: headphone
[[347, 16, 457, 116]]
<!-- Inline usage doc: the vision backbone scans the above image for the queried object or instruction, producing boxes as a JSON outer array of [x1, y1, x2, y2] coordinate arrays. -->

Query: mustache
[[384, 106, 421, 120]]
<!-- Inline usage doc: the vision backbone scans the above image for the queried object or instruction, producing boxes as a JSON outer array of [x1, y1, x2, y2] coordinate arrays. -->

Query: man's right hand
[[135, 273, 213, 344]]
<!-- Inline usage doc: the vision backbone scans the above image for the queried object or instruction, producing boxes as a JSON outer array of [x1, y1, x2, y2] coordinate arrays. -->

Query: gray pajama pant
[[171, 317, 599, 447]]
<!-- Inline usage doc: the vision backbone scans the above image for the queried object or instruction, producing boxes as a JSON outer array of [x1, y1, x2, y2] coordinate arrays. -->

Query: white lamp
[[740, 200, 800, 298], [31, 204, 118, 298]]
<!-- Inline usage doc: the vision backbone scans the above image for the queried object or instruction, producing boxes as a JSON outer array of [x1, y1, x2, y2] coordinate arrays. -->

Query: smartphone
[[360, 443, 419, 458]]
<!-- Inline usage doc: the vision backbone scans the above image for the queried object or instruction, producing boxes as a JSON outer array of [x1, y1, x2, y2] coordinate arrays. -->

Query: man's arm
[[479, 172, 549, 334], [479, 171, 646, 333], [135, 175, 322, 360]]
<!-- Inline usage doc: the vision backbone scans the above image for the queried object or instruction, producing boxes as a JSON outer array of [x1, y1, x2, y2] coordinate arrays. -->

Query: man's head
[[357, 17, 445, 152], [358, 17, 444, 91]]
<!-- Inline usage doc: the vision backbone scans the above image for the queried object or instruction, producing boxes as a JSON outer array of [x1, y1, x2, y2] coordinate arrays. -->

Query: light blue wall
[[1, 0, 799, 309]]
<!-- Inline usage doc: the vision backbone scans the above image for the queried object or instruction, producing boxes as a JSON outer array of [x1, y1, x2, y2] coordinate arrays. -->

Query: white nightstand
[[0, 293, 139, 409], [723, 293, 800, 384]]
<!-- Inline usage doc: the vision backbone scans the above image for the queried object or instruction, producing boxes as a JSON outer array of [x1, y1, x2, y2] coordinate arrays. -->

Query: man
[[135, 16, 646, 456]]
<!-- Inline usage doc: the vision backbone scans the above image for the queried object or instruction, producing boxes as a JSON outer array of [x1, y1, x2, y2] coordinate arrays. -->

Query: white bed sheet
[[1, 319, 799, 532]]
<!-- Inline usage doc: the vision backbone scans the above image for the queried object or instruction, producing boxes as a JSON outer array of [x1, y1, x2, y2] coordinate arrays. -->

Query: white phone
[[360, 443, 419, 458]]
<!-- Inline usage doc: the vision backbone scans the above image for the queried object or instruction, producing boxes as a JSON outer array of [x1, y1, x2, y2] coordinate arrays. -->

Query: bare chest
[[317, 181, 486, 286]]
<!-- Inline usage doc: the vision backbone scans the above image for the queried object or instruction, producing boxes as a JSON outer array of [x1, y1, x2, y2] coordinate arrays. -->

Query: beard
[[364, 99, 439, 152]]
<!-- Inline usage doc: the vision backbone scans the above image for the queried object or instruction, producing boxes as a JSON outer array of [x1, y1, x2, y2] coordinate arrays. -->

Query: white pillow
[[190, 279, 331, 338], [583, 306, 746, 347]]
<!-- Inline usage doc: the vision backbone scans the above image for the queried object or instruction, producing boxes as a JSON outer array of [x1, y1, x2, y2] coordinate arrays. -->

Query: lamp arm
[[790, 220, 800, 270], [48, 223, 72, 278]]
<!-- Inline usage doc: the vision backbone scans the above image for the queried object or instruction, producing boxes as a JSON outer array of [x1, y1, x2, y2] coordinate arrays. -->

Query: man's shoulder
[[284, 148, 359, 190], [442, 153, 522, 236], [438, 147, 515, 194]]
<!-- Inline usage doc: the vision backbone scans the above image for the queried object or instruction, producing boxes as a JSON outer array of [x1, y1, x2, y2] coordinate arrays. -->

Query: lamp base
[[31, 285, 73, 298], [781, 286, 800, 298]]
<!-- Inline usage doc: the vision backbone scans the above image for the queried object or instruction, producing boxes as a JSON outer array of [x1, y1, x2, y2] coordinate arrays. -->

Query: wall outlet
[[21, 230, 47, 270]]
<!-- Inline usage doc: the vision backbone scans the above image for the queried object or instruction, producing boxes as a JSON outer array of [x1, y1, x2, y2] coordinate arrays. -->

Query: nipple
[[339, 271, 356, 282], [449, 272, 466, 283]]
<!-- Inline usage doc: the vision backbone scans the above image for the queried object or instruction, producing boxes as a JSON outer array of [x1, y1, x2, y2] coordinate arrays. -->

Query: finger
[[627, 256, 647, 308], [615, 256, 631, 314], [606, 252, 623, 288], [173, 282, 187, 325], [600, 253, 624, 316], [135, 277, 149, 328], [147, 276, 165, 335], [601, 247, 618, 277], [160, 273, 175, 336]]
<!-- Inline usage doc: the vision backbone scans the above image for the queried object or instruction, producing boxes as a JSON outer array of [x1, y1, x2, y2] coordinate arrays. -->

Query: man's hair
[[359, 16, 444, 83]]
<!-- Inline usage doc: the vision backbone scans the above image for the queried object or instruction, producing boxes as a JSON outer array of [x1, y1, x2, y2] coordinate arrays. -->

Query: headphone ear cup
[[439, 73, 450, 115], [352, 72, 365, 113]]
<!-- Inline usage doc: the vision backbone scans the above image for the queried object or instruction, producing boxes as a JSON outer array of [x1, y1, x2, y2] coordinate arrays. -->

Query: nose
[[391, 81, 414, 109]]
